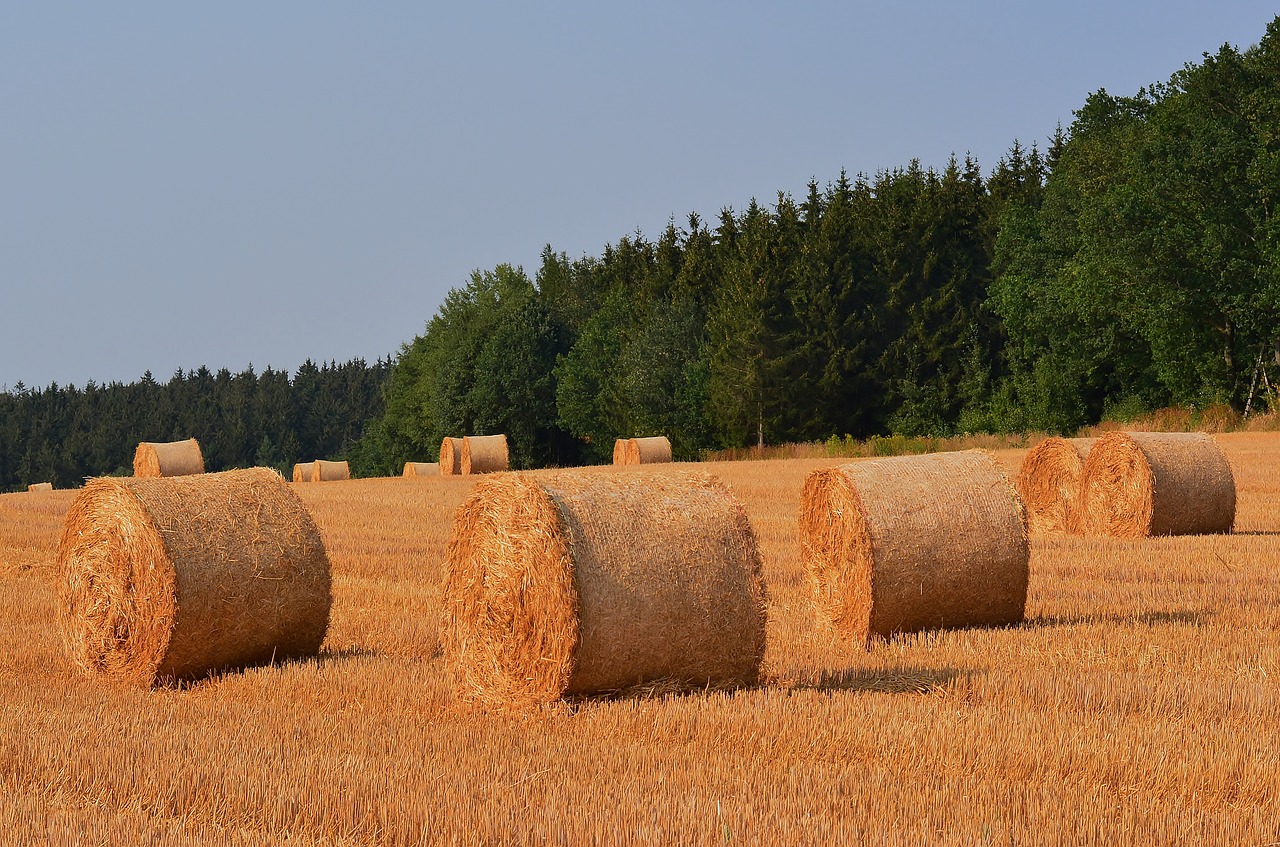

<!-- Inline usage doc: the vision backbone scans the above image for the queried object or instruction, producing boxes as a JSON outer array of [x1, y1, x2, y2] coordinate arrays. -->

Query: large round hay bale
[[291, 463, 314, 483], [612, 438, 628, 466], [440, 438, 464, 476], [133, 439, 204, 478], [403, 462, 439, 478], [443, 470, 767, 705], [799, 450, 1029, 648], [1078, 431, 1236, 537], [313, 460, 350, 482], [460, 434, 509, 475], [57, 468, 331, 687], [1015, 437, 1096, 534], [27, 482, 53, 492], [625, 436, 673, 465]]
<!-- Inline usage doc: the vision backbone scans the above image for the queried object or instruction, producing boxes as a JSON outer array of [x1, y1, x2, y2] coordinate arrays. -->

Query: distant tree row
[[355, 16, 1280, 472], [0, 359, 390, 490]]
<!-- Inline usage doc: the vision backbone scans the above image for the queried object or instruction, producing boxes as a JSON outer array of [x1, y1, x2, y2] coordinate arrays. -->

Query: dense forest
[[4, 17, 1278, 487]]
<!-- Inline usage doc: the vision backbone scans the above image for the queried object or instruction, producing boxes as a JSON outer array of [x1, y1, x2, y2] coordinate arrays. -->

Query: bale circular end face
[[403, 462, 439, 478], [1015, 437, 1095, 534], [1078, 431, 1236, 537], [442, 470, 767, 706], [625, 436, 673, 465], [28, 482, 54, 492], [57, 468, 332, 687], [291, 463, 314, 483], [313, 460, 349, 482], [133, 439, 205, 478], [439, 438, 464, 476], [460, 435, 509, 475], [800, 450, 1029, 647], [612, 439, 628, 466]]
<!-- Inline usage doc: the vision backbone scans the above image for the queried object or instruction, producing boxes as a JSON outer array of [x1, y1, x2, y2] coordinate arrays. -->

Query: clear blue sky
[[2, 2, 1276, 389]]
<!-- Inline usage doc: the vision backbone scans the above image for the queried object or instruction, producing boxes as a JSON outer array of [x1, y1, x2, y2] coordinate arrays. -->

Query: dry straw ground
[[2, 435, 1280, 844]]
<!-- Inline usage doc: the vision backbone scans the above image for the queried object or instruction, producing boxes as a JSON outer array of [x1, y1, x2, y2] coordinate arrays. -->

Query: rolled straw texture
[[313, 460, 350, 482], [28, 482, 53, 492], [460, 434, 509, 475], [57, 468, 331, 687], [442, 470, 767, 705], [625, 436, 673, 465], [292, 463, 314, 483], [1015, 437, 1096, 534], [440, 438, 463, 476], [403, 462, 439, 478], [799, 450, 1029, 648], [133, 439, 205, 478], [1077, 431, 1236, 537], [612, 439, 628, 466]]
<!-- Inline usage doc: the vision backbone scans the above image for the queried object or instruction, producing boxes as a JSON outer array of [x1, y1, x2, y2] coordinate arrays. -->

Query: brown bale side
[[56, 468, 332, 687], [799, 449, 1029, 648], [403, 462, 439, 478], [442, 470, 767, 706], [313, 460, 350, 482], [625, 436, 673, 465], [440, 438, 463, 476], [1015, 437, 1095, 534], [292, 463, 314, 483], [28, 482, 54, 492], [133, 439, 205, 478], [1078, 431, 1236, 537], [612, 439, 628, 466], [460, 435, 509, 475]]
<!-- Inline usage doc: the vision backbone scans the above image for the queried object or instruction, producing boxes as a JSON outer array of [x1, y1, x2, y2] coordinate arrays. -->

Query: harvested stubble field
[[2, 435, 1280, 845]]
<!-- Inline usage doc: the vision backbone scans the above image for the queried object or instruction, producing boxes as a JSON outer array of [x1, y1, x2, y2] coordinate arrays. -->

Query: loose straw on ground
[[133, 439, 205, 478], [800, 449, 1029, 648], [624, 436, 673, 465], [1015, 437, 1095, 534], [440, 438, 463, 476], [313, 460, 350, 482], [461, 435, 509, 475], [1077, 431, 1236, 537], [57, 468, 332, 687], [442, 470, 767, 706], [403, 462, 439, 478]]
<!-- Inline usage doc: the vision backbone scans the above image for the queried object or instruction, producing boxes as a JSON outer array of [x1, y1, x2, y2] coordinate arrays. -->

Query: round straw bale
[[440, 438, 464, 476], [625, 436, 673, 465], [1077, 431, 1236, 537], [799, 450, 1029, 648], [133, 439, 205, 478], [403, 462, 440, 478], [612, 438, 628, 466], [460, 434, 509, 475], [313, 460, 350, 482], [28, 482, 54, 492], [442, 470, 766, 705], [57, 468, 331, 687], [292, 462, 314, 483], [1015, 437, 1096, 534]]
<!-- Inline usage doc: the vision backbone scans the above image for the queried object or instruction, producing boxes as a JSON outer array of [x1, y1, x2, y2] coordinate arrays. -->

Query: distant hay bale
[[56, 468, 331, 687], [292, 463, 314, 483], [440, 438, 464, 476], [461, 434, 509, 475], [442, 470, 766, 705], [625, 436, 673, 465], [28, 482, 53, 492], [403, 462, 439, 478], [612, 438, 628, 466], [1015, 437, 1096, 534], [1078, 431, 1236, 537], [799, 450, 1029, 648], [313, 460, 350, 482], [133, 439, 204, 478]]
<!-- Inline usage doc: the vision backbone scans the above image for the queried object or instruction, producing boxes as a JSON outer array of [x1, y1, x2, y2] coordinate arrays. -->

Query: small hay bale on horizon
[[461, 434, 509, 475], [313, 460, 350, 482], [28, 482, 54, 492], [612, 438, 628, 466], [1015, 437, 1096, 534], [1077, 431, 1235, 537], [57, 468, 332, 687], [800, 449, 1029, 648], [292, 463, 314, 483], [440, 437, 464, 476], [133, 438, 205, 478], [442, 470, 767, 706], [403, 462, 439, 478], [624, 436, 673, 465]]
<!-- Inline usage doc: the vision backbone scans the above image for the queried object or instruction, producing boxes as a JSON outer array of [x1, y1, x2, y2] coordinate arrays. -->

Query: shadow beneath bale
[[788, 665, 973, 695], [1028, 609, 1208, 629]]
